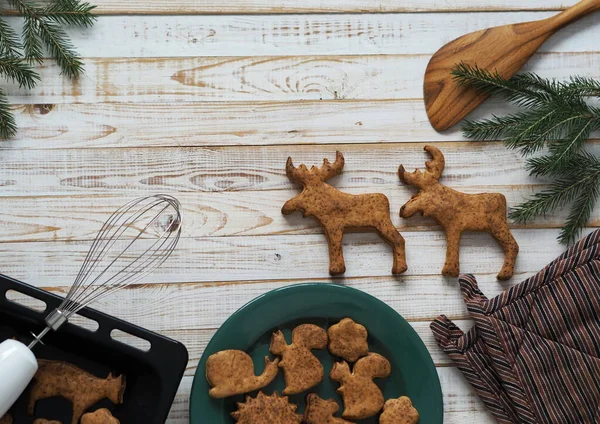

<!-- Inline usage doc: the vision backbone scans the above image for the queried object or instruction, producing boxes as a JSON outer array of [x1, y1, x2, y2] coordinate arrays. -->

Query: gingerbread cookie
[[270, 324, 328, 395], [32, 421, 61, 424], [28, 360, 125, 424], [206, 349, 280, 398], [398, 145, 518, 280], [304, 394, 354, 424], [330, 353, 391, 420], [380, 396, 419, 424], [328, 318, 368, 363], [81, 409, 120, 424], [0, 415, 12, 424], [282, 151, 407, 275], [231, 392, 302, 424]]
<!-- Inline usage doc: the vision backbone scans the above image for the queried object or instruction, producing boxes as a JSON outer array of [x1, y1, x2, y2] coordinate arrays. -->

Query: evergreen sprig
[[0, 0, 95, 138], [453, 63, 600, 245]]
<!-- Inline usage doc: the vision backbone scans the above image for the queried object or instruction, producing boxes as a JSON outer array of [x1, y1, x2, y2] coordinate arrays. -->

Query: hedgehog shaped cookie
[[231, 392, 303, 424], [330, 353, 391, 420], [270, 324, 328, 395], [380, 396, 420, 424], [328, 318, 369, 363], [304, 394, 354, 424]]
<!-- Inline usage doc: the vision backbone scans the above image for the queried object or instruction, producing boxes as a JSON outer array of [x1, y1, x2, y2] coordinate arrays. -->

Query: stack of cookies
[[206, 318, 419, 423]]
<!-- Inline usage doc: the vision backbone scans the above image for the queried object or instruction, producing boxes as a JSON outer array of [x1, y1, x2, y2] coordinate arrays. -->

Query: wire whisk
[[29, 194, 182, 349]]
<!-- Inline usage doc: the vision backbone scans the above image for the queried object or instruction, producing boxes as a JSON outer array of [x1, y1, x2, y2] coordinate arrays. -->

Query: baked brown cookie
[[32, 420, 61, 424], [330, 353, 391, 420], [81, 409, 120, 424], [270, 324, 328, 395], [328, 318, 368, 363], [0, 415, 12, 424], [206, 349, 280, 398], [380, 396, 419, 424], [28, 360, 125, 424], [231, 392, 302, 424], [282, 151, 407, 275], [304, 394, 354, 424], [398, 145, 518, 280]]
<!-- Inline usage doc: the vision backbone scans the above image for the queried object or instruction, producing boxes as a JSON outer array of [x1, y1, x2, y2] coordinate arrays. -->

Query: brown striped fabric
[[431, 230, 600, 424]]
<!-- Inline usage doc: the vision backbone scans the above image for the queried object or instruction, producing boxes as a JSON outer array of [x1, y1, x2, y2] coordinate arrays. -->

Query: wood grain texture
[[4, 13, 598, 58], [6, 100, 600, 149], [3, 53, 600, 104], [82, 0, 575, 14], [0, 229, 586, 285], [424, 0, 600, 130]]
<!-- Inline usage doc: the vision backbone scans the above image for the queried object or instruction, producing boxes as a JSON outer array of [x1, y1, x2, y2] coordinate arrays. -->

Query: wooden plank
[[7, 100, 600, 149], [87, 0, 573, 14], [0, 229, 585, 285], [2, 188, 597, 243], [4, 52, 600, 104], [166, 369, 495, 423], [4, 14, 598, 58]]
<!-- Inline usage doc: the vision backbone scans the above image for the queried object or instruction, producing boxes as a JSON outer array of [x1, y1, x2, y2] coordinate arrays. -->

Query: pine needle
[[0, 16, 23, 57], [456, 63, 600, 244], [0, 56, 40, 88], [0, 88, 17, 139]]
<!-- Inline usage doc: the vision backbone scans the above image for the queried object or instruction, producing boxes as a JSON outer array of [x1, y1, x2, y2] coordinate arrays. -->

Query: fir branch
[[0, 56, 39, 88], [456, 63, 600, 244], [0, 0, 95, 138], [6, 0, 90, 78], [43, 0, 96, 28], [0, 88, 17, 139], [0, 16, 23, 57], [452, 62, 552, 108]]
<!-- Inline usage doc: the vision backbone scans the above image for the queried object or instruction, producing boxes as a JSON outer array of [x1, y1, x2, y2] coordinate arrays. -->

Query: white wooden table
[[1, 1, 598, 422]]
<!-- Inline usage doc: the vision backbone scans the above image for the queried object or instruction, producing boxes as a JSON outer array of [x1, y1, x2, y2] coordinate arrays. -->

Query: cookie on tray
[[206, 349, 279, 398], [327, 318, 369, 363], [81, 408, 120, 424], [330, 353, 391, 420], [304, 393, 354, 424], [270, 324, 328, 395], [380, 396, 419, 424], [231, 392, 302, 424]]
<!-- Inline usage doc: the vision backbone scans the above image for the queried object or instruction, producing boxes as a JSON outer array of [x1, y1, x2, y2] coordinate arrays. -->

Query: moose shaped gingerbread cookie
[[330, 352, 391, 420], [304, 394, 354, 424], [270, 324, 328, 395], [28, 360, 125, 424], [282, 151, 407, 275], [398, 145, 519, 280]]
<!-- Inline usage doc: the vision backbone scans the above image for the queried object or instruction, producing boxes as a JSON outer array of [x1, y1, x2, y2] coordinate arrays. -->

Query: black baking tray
[[0, 273, 188, 424]]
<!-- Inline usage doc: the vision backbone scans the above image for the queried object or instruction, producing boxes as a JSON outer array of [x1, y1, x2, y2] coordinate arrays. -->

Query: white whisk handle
[[0, 339, 38, 416]]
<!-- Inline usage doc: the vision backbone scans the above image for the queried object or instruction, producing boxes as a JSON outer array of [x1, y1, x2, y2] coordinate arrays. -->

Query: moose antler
[[423, 145, 444, 178], [315, 151, 344, 181], [286, 151, 344, 183]]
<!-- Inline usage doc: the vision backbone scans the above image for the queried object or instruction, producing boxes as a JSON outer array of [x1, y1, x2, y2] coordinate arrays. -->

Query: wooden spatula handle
[[552, 0, 600, 29]]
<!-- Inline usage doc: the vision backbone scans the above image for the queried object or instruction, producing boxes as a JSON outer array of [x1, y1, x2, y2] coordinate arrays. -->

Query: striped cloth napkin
[[431, 230, 600, 424]]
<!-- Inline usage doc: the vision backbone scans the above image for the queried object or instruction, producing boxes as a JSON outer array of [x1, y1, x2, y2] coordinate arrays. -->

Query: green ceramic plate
[[189, 283, 443, 423]]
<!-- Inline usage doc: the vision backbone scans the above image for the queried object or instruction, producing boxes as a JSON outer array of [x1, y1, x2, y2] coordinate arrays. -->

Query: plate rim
[[189, 282, 443, 422]]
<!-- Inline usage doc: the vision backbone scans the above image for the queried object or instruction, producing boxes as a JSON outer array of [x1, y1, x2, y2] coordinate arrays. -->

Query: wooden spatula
[[424, 0, 600, 132]]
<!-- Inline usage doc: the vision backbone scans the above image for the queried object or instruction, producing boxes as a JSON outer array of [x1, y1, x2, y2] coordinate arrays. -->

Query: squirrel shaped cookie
[[380, 396, 420, 424], [304, 394, 354, 424], [231, 392, 303, 424], [28, 360, 125, 424], [206, 349, 280, 398], [327, 318, 369, 363], [330, 353, 391, 420], [398, 145, 519, 280], [282, 151, 407, 275], [81, 409, 120, 424], [270, 324, 328, 395]]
